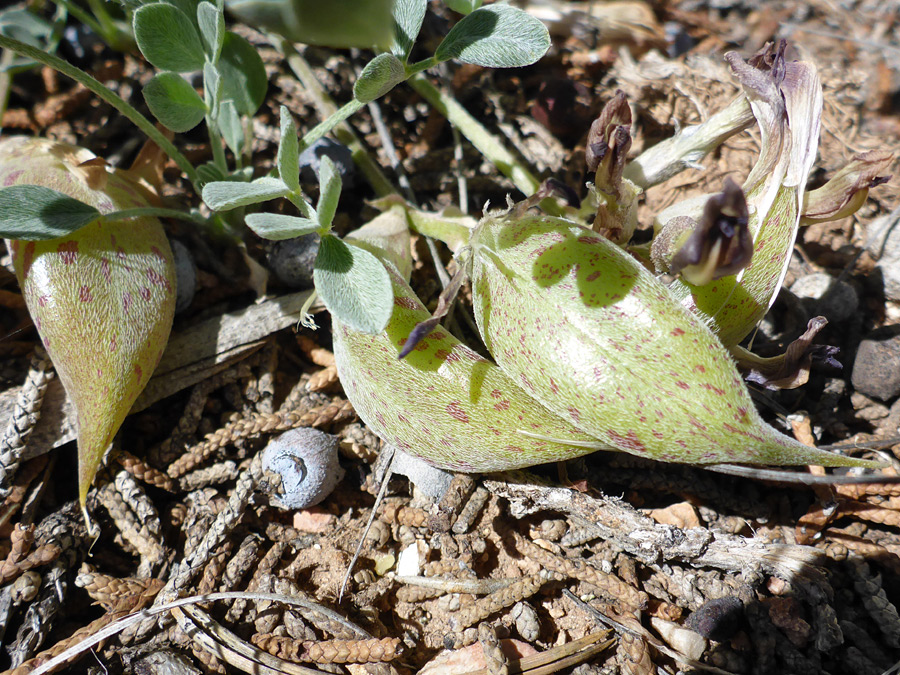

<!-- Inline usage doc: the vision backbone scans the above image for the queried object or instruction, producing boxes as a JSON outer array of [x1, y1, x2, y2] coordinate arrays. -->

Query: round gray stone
[[790, 272, 858, 323], [851, 328, 900, 401]]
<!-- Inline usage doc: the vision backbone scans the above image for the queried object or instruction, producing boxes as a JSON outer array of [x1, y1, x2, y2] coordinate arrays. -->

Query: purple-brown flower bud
[[654, 178, 752, 286]]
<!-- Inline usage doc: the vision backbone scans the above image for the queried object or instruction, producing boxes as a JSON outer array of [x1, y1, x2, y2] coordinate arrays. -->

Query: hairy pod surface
[[469, 212, 871, 468], [0, 137, 176, 501], [333, 262, 608, 472]]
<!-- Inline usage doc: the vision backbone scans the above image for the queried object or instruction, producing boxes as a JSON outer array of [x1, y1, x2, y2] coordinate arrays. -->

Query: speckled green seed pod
[[333, 262, 607, 472], [0, 136, 176, 502], [468, 212, 871, 468]]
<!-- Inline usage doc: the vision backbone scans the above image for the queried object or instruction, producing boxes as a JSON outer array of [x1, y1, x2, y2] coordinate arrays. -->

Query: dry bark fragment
[[381, 503, 428, 528], [840, 500, 900, 527], [453, 485, 491, 535], [149, 361, 255, 467], [75, 568, 164, 610], [167, 399, 353, 478], [116, 451, 175, 491], [0, 349, 53, 496], [515, 534, 648, 611], [451, 575, 546, 631], [251, 635, 402, 663], [296, 334, 336, 367], [307, 365, 339, 392], [619, 631, 653, 675], [96, 482, 165, 577], [850, 557, 900, 648]]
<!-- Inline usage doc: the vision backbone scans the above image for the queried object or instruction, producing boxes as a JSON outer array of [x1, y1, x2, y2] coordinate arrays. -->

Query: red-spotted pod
[[333, 208, 608, 470], [332, 260, 609, 473], [0, 136, 176, 503], [466, 210, 875, 468]]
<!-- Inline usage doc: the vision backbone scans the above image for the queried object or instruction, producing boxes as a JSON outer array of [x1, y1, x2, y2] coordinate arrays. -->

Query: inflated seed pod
[[333, 260, 609, 472], [467, 211, 874, 468], [0, 136, 176, 503]]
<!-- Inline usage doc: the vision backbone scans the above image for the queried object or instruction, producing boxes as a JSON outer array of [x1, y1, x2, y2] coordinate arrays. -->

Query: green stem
[[0, 34, 201, 193], [407, 73, 541, 198], [298, 98, 365, 155], [102, 207, 210, 226], [206, 116, 229, 172], [282, 42, 395, 197], [286, 193, 316, 220], [405, 56, 440, 77]]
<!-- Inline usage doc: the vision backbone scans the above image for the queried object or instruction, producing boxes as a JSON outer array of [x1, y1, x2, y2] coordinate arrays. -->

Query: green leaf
[[218, 99, 244, 154], [354, 53, 406, 103], [314, 236, 393, 334], [163, 0, 202, 28], [224, 0, 393, 48], [245, 213, 319, 240], [142, 72, 207, 132], [435, 4, 550, 68], [443, 0, 483, 14], [202, 177, 290, 211], [390, 0, 427, 60], [203, 61, 220, 109], [316, 156, 341, 230], [197, 1, 224, 60], [0, 9, 53, 47], [277, 106, 300, 192], [217, 31, 267, 116], [0, 186, 100, 240], [134, 3, 206, 72], [197, 161, 226, 183]]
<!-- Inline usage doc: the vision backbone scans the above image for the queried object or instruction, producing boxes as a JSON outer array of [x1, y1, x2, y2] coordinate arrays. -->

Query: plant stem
[[298, 98, 365, 154], [280, 41, 396, 198], [405, 56, 440, 77], [0, 34, 201, 193], [206, 117, 229, 172], [407, 73, 541, 198]]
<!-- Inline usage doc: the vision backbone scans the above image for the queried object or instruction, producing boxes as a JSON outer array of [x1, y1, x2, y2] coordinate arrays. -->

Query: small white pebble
[[397, 541, 423, 577]]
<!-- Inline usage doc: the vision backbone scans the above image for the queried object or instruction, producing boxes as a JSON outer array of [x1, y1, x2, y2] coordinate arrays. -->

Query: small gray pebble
[[866, 211, 900, 302], [170, 240, 197, 313], [790, 273, 858, 323], [851, 327, 900, 401], [298, 137, 355, 187], [262, 427, 344, 509], [268, 233, 319, 288]]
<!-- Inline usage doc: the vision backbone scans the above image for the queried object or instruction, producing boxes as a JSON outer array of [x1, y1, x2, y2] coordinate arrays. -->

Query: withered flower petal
[[586, 90, 632, 197], [802, 150, 893, 223], [741, 316, 839, 390], [666, 178, 752, 285]]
